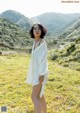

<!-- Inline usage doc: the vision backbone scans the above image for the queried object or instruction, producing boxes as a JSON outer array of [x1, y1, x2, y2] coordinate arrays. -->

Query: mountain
[[58, 17, 80, 46], [0, 18, 33, 52], [49, 18, 80, 71], [1, 10, 80, 35], [0, 10, 31, 30], [31, 12, 80, 35]]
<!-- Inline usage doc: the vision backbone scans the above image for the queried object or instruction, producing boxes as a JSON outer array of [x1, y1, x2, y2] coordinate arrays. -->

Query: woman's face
[[33, 24, 41, 37]]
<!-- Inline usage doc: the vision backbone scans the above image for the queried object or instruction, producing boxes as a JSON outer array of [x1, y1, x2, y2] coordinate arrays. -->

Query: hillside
[[49, 18, 80, 71], [0, 18, 33, 52], [59, 18, 80, 42], [1, 10, 80, 35], [0, 10, 31, 30], [31, 12, 80, 35]]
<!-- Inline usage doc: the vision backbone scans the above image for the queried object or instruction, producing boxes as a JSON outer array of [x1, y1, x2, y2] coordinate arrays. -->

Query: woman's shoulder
[[40, 39, 48, 52], [40, 39, 46, 45]]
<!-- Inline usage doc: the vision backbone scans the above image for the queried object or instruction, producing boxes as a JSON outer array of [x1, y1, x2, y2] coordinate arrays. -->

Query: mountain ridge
[[0, 18, 33, 52], [31, 12, 80, 34], [0, 10, 31, 30], [0, 10, 80, 35]]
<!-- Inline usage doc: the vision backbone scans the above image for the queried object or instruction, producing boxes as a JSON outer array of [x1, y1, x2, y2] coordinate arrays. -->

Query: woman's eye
[[34, 28, 37, 30], [34, 27, 40, 31]]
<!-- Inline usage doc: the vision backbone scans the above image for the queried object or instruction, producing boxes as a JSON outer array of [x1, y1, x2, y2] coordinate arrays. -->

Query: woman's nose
[[36, 29, 39, 31]]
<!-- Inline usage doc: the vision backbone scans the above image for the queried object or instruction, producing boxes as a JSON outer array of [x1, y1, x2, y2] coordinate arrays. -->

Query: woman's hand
[[39, 75, 44, 84]]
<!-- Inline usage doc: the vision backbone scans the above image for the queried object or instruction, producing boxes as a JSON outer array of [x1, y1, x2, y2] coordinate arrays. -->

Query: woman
[[26, 23, 49, 113]]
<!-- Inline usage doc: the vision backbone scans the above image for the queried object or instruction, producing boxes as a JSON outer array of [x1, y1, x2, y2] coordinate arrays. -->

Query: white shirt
[[25, 39, 49, 97]]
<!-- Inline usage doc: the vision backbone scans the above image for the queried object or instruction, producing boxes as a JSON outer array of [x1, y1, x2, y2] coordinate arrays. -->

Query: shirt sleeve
[[37, 43, 49, 76]]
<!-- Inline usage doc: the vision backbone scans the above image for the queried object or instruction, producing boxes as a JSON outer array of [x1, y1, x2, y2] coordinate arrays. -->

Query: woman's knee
[[31, 94, 39, 104], [31, 84, 42, 101], [31, 91, 40, 102], [31, 93, 35, 102]]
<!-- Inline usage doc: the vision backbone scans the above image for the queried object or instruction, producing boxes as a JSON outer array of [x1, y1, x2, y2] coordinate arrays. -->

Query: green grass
[[0, 53, 80, 113]]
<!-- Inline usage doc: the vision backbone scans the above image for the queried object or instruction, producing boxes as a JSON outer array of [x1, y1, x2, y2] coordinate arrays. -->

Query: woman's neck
[[34, 36, 41, 41]]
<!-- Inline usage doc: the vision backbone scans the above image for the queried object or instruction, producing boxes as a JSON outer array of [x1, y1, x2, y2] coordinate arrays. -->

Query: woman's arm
[[37, 43, 48, 76]]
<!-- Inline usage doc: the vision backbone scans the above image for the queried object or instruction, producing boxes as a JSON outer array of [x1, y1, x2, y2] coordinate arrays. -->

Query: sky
[[0, 0, 80, 18]]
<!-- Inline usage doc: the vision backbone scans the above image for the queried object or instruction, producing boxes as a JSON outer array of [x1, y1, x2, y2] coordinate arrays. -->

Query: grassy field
[[0, 53, 80, 113]]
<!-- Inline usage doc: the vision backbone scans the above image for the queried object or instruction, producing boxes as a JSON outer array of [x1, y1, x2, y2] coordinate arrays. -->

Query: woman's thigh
[[32, 83, 42, 98]]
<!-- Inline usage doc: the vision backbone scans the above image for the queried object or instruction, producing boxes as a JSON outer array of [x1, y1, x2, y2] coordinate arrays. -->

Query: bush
[[51, 53, 58, 60], [67, 43, 76, 53]]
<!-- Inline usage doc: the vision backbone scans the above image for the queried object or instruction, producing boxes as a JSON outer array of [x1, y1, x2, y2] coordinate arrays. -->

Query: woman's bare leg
[[31, 83, 42, 113], [40, 95, 47, 113]]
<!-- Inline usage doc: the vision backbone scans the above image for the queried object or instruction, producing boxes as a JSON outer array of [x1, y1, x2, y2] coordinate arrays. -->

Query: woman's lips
[[35, 32, 39, 34]]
